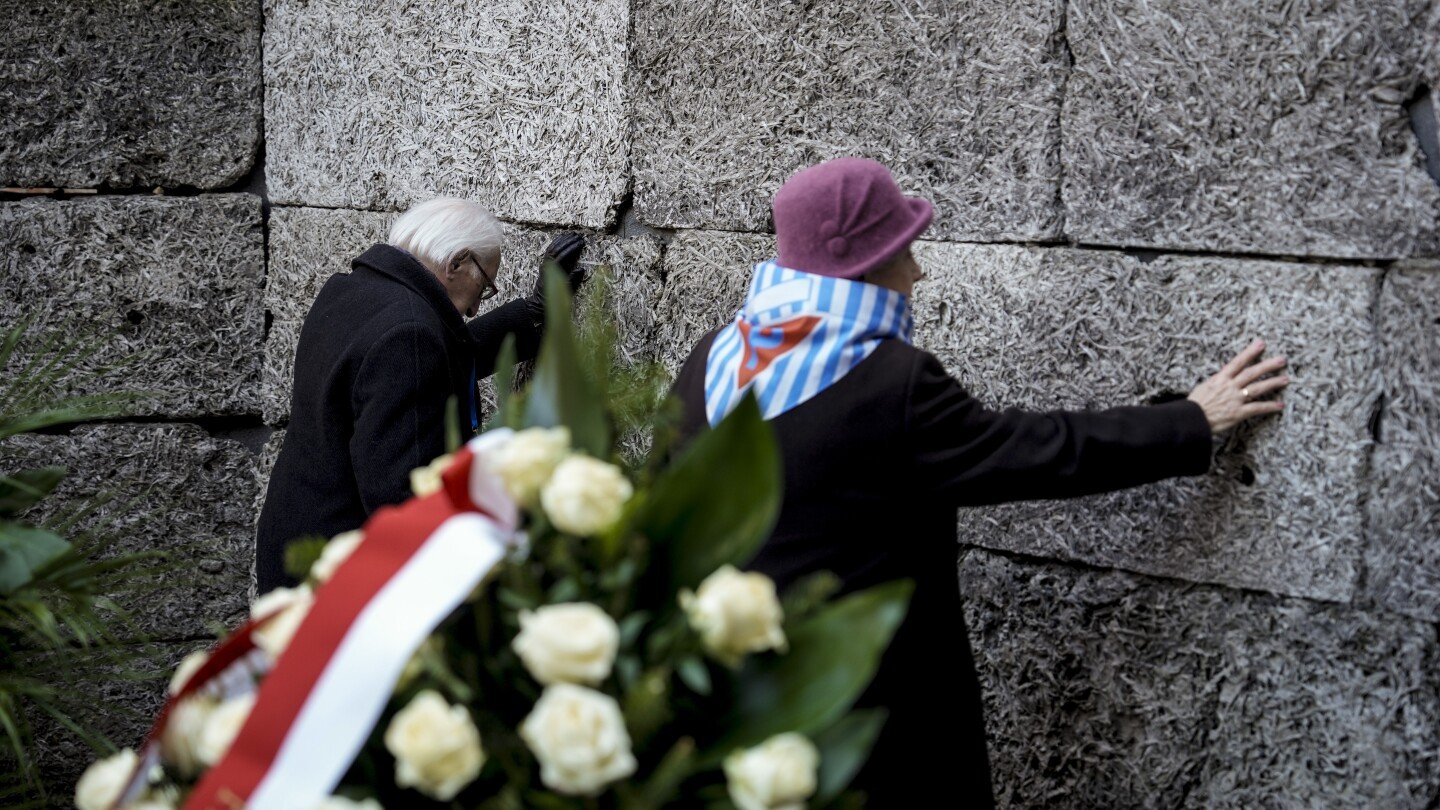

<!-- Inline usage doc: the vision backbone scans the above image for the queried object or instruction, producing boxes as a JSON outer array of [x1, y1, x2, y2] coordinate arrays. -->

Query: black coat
[[256, 244, 542, 591], [672, 331, 1212, 806]]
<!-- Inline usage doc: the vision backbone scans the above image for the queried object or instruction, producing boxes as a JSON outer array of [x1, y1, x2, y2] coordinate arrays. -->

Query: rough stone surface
[[0, 195, 265, 417], [263, 206, 392, 424], [1062, 0, 1440, 258], [0, 424, 259, 640], [914, 243, 1379, 602], [264, 206, 664, 424], [251, 428, 286, 599], [31, 641, 204, 805], [653, 230, 773, 372], [0, 0, 261, 189], [263, 0, 630, 227], [630, 0, 1065, 241], [1362, 262, 1440, 620], [961, 550, 1440, 809]]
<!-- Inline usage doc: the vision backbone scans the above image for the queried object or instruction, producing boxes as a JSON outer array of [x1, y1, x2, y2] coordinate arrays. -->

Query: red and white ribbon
[[120, 431, 522, 809]]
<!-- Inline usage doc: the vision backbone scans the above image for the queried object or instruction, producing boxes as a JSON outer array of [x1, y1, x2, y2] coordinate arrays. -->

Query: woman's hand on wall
[[1187, 339, 1289, 434]]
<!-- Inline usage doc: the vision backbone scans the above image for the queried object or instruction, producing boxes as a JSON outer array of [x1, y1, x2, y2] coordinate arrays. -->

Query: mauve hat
[[772, 157, 933, 279]]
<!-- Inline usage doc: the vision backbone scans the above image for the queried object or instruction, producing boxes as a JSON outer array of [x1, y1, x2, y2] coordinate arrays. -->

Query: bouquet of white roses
[[78, 270, 911, 810]]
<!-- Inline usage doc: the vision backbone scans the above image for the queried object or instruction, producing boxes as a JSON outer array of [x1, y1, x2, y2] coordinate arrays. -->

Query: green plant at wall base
[[0, 319, 164, 807]]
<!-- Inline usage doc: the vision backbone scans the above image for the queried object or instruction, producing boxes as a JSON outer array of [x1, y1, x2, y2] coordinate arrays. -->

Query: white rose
[[311, 530, 365, 583], [250, 585, 315, 660], [680, 565, 788, 667], [512, 603, 620, 686], [160, 695, 218, 776], [312, 797, 384, 810], [539, 455, 633, 536], [410, 453, 455, 497], [383, 690, 485, 801], [490, 426, 570, 506], [168, 649, 209, 695], [75, 748, 138, 810], [724, 733, 821, 810], [520, 683, 637, 796], [197, 694, 256, 767]]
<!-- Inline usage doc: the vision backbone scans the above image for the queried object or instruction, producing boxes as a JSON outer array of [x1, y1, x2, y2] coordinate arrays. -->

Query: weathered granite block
[[914, 243, 1379, 602], [1363, 262, 1440, 621], [961, 551, 1229, 808], [0, 1, 261, 189], [0, 195, 265, 417], [961, 551, 1440, 809], [0, 424, 260, 640], [264, 206, 663, 424], [263, 0, 629, 227], [653, 230, 773, 371], [1193, 600, 1440, 808], [1063, 0, 1440, 258], [630, 0, 1065, 241]]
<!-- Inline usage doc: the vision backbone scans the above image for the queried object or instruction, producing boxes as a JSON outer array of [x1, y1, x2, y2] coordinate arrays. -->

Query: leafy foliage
[[0, 319, 164, 803]]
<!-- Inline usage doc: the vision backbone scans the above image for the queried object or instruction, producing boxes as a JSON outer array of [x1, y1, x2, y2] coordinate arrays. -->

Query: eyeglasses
[[456, 251, 500, 301]]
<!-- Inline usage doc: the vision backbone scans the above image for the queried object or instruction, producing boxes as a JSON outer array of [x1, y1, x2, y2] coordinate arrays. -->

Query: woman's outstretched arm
[[908, 340, 1289, 505]]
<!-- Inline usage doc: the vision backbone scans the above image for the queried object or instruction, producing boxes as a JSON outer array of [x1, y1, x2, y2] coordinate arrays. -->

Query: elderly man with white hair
[[256, 198, 585, 590]]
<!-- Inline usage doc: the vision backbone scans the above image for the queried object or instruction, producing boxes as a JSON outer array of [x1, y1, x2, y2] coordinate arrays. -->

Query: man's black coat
[[255, 244, 541, 591], [672, 331, 1213, 806]]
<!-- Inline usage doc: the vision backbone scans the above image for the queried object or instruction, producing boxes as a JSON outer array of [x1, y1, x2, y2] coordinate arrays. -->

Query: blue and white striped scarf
[[704, 260, 913, 425]]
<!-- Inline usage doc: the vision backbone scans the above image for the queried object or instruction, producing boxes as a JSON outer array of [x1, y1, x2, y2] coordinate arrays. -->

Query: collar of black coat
[[352, 243, 475, 347]]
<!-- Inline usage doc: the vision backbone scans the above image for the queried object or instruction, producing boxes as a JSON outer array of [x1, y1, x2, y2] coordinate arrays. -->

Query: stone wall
[[4, 0, 1440, 804]]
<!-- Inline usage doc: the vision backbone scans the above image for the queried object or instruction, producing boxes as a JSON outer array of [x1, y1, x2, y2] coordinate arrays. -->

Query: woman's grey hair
[[388, 197, 503, 272]]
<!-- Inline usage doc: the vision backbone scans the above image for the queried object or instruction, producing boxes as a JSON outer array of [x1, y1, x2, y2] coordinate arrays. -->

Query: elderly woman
[[668, 158, 1289, 806], [256, 198, 585, 591]]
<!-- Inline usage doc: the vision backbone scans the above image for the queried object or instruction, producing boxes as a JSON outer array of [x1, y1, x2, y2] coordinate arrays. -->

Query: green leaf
[[677, 656, 712, 696], [632, 393, 780, 593], [618, 611, 649, 648], [622, 666, 673, 744], [699, 580, 913, 766], [489, 333, 519, 430], [0, 467, 65, 516], [640, 737, 696, 805], [813, 709, 888, 803], [0, 523, 72, 595], [444, 395, 462, 453], [283, 536, 328, 582], [522, 263, 610, 457]]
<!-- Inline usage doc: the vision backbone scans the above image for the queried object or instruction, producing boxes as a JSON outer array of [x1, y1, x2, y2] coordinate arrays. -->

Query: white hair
[[387, 197, 503, 271]]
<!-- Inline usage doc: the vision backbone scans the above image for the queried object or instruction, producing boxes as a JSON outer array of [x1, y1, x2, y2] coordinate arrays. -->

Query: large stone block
[[0, 1, 261, 189], [961, 550, 1440, 809], [0, 195, 265, 417], [264, 206, 663, 424], [914, 243, 1379, 602], [0, 424, 260, 640], [653, 230, 773, 372], [263, 0, 629, 227], [1062, 0, 1440, 258], [630, 0, 1066, 241], [1363, 262, 1440, 620]]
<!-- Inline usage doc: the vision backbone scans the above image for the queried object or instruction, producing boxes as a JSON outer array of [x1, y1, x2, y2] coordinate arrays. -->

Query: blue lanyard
[[468, 361, 480, 432]]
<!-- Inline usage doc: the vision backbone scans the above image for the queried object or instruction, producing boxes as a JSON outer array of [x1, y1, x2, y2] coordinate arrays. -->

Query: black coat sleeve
[[469, 298, 543, 378], [349, 322, 451, 513], [905, 352, 1213, 505]]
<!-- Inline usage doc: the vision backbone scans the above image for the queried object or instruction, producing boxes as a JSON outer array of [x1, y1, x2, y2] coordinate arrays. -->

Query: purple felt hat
[[772, 157, 933, 279]]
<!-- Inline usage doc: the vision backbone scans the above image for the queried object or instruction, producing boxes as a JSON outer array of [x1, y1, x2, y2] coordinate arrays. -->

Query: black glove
[[530, 232, 587, 301]]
